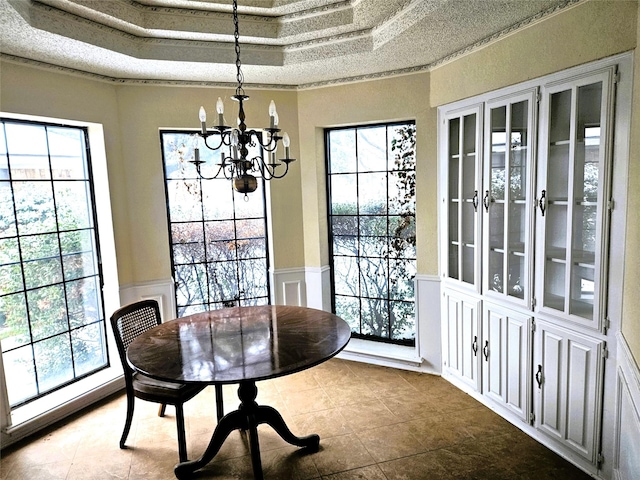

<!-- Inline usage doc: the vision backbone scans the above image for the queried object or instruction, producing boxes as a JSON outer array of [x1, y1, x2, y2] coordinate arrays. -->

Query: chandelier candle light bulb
[[216, 97, 225, 126], [269, 100, 277, 129], [199, 107, 207, 135], [283, 132, 290, 159]]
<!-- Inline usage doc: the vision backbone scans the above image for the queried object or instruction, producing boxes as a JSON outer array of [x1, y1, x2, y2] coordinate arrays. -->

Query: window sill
[[338, 338, 423, 370], [2, 366, 124, 447]]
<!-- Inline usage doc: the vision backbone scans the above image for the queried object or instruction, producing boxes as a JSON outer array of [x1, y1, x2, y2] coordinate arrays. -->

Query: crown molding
[[1, 0, 583, 91]]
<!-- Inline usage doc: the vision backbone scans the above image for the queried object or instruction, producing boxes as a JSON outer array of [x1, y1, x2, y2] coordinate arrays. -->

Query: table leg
[[174, 380, 319, 480]]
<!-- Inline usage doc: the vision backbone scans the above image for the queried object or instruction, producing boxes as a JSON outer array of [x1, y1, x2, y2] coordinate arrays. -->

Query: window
[[0, 119, 107, 408], [326, 122, 416, 345], [161, 131, 270, 316]]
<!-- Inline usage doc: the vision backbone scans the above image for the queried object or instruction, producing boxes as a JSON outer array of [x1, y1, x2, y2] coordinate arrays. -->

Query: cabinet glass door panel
[[460, 112, 479, 287], [447, 118, 461, 280], [483, 91, 535, 305], [444, 106, 482, 290], [538, 69, 612, 328]]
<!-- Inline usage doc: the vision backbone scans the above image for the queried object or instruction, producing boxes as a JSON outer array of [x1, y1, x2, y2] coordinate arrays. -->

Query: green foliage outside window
[[328, 123, 416, 344], [0, 121, 106, 407]]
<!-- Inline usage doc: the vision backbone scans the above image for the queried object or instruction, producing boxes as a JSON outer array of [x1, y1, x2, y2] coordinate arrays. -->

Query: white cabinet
[[441, 288, 481, 391], [441, 292, 533, 424], [438, 59, 621, 472], [482, 302, 532, 422], [534, 319, 604, 462]]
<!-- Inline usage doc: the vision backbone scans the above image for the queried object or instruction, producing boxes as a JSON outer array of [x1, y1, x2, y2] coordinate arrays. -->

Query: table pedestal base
[[174, 381, 320, 480]]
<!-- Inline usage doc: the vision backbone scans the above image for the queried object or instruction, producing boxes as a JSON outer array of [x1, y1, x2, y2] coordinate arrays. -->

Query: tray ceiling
[[1, 0, 578, 88]]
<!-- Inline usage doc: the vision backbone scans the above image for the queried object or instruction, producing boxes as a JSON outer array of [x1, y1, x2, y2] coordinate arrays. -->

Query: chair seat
[[132, 372, 205, 405]]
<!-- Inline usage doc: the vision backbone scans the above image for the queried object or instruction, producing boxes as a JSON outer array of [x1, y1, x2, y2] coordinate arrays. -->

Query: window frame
[[0, 117, 110, 409], [325, 121, 417, 346], [159, 129, 272, 317]]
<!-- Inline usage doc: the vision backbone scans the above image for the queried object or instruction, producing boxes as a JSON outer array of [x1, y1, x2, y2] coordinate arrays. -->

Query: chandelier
[[191, 0, 295, 195]]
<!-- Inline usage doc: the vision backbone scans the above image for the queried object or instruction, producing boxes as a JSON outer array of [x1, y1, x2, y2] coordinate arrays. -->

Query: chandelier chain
[[233, 0, 244, 96]]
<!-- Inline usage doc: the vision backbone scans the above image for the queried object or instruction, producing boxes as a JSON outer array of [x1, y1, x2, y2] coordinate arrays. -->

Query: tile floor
[[1, 359, 593, 479]]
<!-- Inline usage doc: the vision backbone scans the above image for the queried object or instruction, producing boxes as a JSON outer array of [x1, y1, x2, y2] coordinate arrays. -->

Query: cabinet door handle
[[483, 190, 490, 212], [535, 364, 543, 389], [538, 190, 546, 216], [472, 336, 478, 356], [472, 190, 479, 212], [482, 340, 489, 360]]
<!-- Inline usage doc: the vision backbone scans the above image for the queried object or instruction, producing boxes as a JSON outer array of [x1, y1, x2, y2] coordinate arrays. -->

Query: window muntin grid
[[0, 119, 107, 408], [160, 131, 270, 317], [326, 122, 416, 345]]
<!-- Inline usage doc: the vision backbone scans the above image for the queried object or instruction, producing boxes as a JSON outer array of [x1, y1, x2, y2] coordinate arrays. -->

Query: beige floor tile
[[356, 423, 426, 462], [0, 358, 593, 480], [378, 451, 452, 479], [66, 451, 132, 480], [192, 454, 255, 479], [380, 391, 451, 421], [273, 370, 320, 394], [405, 413, 473, 450], [128, 446, 181, 480], [338, 399, 399, 432], [322, 382, 377, 407], [291, 407, 353, 439], [282, 387, 334, 416], [3, 460, 72, 480], [261, 445, 320, 479], [310, 434, 376, 476], [321, 464, 387, 479]]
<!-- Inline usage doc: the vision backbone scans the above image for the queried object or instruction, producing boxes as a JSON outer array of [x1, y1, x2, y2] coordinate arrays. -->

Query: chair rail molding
[[613, 332, 640, 480]]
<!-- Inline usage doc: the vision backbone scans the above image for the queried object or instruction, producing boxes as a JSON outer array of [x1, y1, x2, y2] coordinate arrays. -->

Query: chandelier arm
[[193, 161, 229, 181], [201, 133, 227, 151], [250, 156, 274, 181], [267, 161, 291, 180]]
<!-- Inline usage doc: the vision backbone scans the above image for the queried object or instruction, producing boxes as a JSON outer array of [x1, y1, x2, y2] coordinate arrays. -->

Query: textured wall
[[296, 73, 435, 273], [0, 62, 132, 284]]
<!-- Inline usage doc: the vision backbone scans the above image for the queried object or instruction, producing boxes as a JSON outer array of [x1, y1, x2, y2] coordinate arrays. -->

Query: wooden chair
[[110, 300, 223, 462]]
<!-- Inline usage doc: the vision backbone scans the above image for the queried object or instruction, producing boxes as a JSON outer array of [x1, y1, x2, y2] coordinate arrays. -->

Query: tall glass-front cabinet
[[439, 60, 621, 473]]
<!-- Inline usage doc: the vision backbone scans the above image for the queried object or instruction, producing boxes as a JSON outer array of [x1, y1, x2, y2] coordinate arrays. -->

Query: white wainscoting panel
[[119, 279, 176, 322], [305, 265, 331, 311], [613, 333, 640, 480], [272, 268, 307, 306], [415, 274, 442, 374]]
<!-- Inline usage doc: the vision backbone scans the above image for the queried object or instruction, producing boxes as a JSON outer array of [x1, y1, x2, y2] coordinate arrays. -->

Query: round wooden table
[[127, 305, 351, 479]]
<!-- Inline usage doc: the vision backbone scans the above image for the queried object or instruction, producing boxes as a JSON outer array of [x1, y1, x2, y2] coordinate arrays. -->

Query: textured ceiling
[[0, 0, 578, 88]]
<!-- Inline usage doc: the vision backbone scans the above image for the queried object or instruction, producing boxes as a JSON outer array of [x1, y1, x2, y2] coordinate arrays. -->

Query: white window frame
[[0, 113, 123, 448]]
